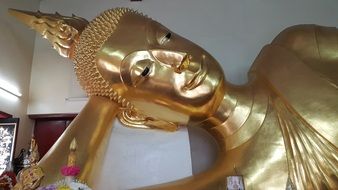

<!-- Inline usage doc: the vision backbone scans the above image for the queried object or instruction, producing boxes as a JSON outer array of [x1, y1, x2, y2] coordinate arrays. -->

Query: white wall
[[0, 0, 40, 155], [27, 38, 86, 114], [95, 120, 192, 190]]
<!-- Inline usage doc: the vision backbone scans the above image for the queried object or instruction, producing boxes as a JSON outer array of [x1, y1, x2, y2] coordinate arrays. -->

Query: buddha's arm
[[38, 96, 119, 186], [272, 24, 338, 84]]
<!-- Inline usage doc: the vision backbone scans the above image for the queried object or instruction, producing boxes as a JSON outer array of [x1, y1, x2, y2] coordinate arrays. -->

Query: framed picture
[[0, 118, 19, 174]]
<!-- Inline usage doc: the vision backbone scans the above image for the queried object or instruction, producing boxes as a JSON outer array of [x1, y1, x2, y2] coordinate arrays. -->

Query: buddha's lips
[[183, 55, 207, 90]]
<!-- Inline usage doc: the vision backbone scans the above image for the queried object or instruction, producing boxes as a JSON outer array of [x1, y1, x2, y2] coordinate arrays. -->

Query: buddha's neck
[[197, 82, 268, 152]]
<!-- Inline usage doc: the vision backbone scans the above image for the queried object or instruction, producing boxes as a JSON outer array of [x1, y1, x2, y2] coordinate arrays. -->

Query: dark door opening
[[0, 111, 12, 119]]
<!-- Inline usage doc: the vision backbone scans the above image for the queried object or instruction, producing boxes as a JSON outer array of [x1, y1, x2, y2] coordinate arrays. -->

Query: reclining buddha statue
[[9, 7, 337, 190]]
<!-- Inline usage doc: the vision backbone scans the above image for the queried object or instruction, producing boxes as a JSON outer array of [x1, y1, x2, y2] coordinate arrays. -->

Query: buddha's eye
[[141, 66, 150, 77], [131, 59, 153, 87], [159, 32, 172, 44], [165, 32, 171, 40]]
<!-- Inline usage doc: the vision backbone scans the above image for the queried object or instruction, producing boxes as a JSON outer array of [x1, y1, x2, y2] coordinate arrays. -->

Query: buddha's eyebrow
[[145, 19, 155, 44]]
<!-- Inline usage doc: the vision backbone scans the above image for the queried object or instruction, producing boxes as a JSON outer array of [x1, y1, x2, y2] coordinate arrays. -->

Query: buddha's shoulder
[[249, 24, 338, 93], [272, 24, 338, 60], [271, 24, 337, 58], [248, 25, 338, 146], [250, 24, 338, 86]]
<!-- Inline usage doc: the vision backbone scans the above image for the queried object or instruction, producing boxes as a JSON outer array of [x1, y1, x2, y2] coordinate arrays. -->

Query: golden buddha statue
[[9, 8, 337, 190]]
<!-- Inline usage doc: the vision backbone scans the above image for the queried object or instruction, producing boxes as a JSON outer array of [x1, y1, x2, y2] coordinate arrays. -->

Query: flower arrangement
[[38, 179, 91, 190], [60, 166, 81, 176]]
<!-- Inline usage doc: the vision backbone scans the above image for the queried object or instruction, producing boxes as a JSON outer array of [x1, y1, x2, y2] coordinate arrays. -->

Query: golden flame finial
[[69, 138, 77, 151], [8, 8, 89, 59], [68, 138, 77, 166]]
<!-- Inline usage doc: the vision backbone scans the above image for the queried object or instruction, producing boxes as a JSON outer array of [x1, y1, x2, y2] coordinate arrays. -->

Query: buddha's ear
[[118, 109, 179, 132], [8, 8, 89, 59]]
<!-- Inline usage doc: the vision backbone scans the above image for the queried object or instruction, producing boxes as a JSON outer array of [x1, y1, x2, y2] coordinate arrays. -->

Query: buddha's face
[[97, 13, 225, 125]]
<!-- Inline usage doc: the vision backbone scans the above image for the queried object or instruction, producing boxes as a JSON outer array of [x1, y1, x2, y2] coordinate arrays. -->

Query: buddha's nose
[[150, 50, 189, 73]]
